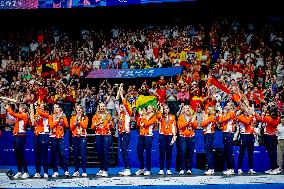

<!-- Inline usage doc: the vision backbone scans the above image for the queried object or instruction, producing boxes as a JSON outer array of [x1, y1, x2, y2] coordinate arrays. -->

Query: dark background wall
[[0, 0, 283, 30]]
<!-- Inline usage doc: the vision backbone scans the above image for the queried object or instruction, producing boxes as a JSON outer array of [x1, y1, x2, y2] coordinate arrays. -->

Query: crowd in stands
[[0, 18, 284, 178], [0, 20, 283, 126]]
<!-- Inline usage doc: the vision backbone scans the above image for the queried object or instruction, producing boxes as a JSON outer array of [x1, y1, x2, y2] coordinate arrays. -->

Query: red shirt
[[156, 88, 167, 104]]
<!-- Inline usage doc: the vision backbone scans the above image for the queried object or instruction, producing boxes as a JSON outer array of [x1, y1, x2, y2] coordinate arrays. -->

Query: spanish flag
[[136, 95, 158, 111], [190, 96, 203, 112], [207, 77, 231, 94]]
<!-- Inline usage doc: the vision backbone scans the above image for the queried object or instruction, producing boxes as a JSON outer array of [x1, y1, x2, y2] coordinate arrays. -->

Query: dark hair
[[269, 106, 279, 119]]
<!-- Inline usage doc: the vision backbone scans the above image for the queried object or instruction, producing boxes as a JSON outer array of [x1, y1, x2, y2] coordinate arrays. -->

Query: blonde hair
[[74, 104, 86, 116], [96, 103, 108, 114]]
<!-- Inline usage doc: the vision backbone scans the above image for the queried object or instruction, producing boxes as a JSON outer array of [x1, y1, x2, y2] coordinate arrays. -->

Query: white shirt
[[93, 60, 101, 69], [277, 123, 284, 140], [30, 42, 39, 52]]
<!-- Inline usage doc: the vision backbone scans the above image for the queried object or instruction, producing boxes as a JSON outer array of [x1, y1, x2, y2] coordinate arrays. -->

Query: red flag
[[180, 61, 191, 68], [224, 64, 243, 73], [208, 77, 231, 94]]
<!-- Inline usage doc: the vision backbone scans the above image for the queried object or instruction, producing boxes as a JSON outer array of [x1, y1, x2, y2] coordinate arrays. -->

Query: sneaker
[[204, 169, 214, 175], [276, 168, 283, 173], [13, 172, 22, 179], [135, 169, 145, 176], [166, 170, 172, 175], [82, 173, 88, 177], [179, 170, 185, 175], [118, 169, 125, 175], [96, 170, 104, 176], [223, 169, 234, 175], [144, 171, 150, 176], [270, 169, 280, 175], [227, 169, 235, 175], [33, 173, 41, 178], [121, 169, 131, 176], [72, 171, 79, 177], [238, 169, 243, 175], [158, 170, 164, 175], [265, 169, 272, 174], [187, 170, 192, 175], [64, 171, 70, 177], [248, 169, 256, 174], [222, 170, 228, 175], [21, 172, 29, 179], [52, 172, 59, 178], [101, 171, 108, 177], [43, 173, 48, 178]]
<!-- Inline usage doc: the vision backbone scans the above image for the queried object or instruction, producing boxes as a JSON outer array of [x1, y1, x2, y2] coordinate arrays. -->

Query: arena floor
[[0, 167, 284, 188]]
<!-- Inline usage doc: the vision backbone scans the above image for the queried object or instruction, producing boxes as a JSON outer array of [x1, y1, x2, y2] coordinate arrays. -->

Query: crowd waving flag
[[207, 77, 231, 94], [136, 95, 158, 111]]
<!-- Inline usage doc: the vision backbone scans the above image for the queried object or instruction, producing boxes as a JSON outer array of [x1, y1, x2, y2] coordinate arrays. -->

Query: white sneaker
[[135, 169, 145, 175], [82, 173, 88, 177], [238, 169, 243, 175], [72, 171, 79, 177], [52, 172, 59, 178], [179, 170, 185, 175], [33, 173, 41, 178], [96, 170, 104, 176], [144, 171, 150, 176], [121, 169, 131, 176], [228, 169, 235, 175], [276, 168, 283, 173], [64, 171, 70, 177], [166, 170, 172, 175], [21, 172, 29, 179], [265, 169, 272, 174], [43, 173, 48, 178], [204, 169, 214, 175], [248, 169, 256, 174], [158, 170, 164, 175], [187, 170, 192, 175], [270, 169, 280, 175], [223, 169, 234, 175], [118, 169, 125, 175], [101, 171, 108, 177], [13, 172, 22, 179]]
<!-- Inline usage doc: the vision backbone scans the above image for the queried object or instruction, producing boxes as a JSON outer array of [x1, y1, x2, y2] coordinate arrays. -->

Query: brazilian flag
[[136, 95, 158, 111]]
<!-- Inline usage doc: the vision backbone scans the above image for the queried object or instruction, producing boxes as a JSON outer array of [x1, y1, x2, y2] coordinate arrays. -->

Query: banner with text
[[85, 67, 183, 79]]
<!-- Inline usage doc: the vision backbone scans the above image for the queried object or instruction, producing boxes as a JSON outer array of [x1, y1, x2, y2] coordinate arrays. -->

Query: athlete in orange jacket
[[219, 105, 236, 175], [33, 104, 50, 179], [237, 109, 257, 174], [70, 105, 89, 177], [91, 103, 113, 177], [156, 104, 177, 175], [116, 88, 133, 176], [136, 105, 157, 176], [201, 106, 217, 175], [177, 105, 197, 175], [4, 101, 29, 179], [258, 107, 281, 174], [48, 104, 69, 178]]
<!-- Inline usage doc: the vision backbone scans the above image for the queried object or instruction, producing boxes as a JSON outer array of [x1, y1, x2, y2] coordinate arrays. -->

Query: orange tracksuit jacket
[[177, 114, 197, 137], [219, 111, 236, 133], [157, 111, 177, 135], [70, 115, 89, 137], [201, 115, 216, 134], [91, 113, 113, 135], [7, 107, 28, 136], [49, 114, 69, 138], [137, 114, 157, 136], [34, 107, 50, 136]]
